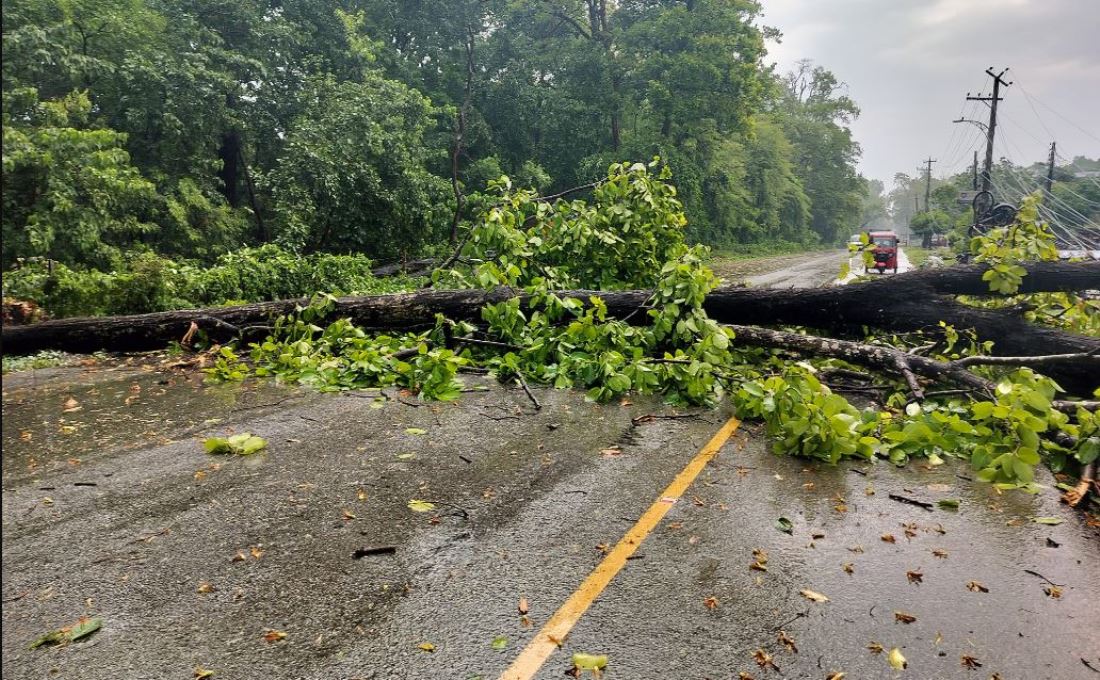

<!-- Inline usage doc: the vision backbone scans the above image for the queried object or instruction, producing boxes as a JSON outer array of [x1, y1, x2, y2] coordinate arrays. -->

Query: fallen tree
[[4, 261, 1097, 391]]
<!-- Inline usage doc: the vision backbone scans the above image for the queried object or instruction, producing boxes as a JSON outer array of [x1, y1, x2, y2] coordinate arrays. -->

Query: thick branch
[[5, 262, 1098, 394]]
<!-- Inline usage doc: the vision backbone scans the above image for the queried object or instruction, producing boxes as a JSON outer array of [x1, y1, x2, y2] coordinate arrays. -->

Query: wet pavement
[[2, 366, 1099, 679], [742, 250, 850, 289]]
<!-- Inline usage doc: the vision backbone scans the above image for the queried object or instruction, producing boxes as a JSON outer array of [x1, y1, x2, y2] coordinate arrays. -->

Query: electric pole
[[967, 67, 1011, 196], [972, 150, 978, 190], [923, 157, 937, 213], [1045, 141, 1056, 194]]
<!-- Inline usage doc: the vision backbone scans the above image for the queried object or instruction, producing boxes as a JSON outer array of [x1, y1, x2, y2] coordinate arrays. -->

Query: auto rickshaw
[[865, 230, 899, 273]]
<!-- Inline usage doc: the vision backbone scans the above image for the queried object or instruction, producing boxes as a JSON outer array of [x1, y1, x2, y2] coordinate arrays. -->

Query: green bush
[[2, 245, 416, 317]]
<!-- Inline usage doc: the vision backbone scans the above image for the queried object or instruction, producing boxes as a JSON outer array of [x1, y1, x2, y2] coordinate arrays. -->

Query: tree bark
[[4, 262, 1098, 389]]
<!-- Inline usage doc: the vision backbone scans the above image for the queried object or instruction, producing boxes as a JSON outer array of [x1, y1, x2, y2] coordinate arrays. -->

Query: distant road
[[744, 249, 849, 289]]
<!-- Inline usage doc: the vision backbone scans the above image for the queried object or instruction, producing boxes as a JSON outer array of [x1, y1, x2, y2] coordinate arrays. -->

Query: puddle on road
[[1, 366, 302, 484]]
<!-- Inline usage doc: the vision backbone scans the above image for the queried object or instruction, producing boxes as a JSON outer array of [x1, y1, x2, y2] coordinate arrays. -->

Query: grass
[[2, 350, 79, 374]]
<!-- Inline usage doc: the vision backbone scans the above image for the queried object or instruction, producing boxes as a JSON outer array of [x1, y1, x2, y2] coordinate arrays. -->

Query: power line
[[1016, 79, 1100, 144]]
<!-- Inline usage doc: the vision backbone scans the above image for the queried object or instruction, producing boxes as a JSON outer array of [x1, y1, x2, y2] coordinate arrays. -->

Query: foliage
[[1, 349, 77, 373], [204, 432, 267, 455], [2, 245, 413, 317]]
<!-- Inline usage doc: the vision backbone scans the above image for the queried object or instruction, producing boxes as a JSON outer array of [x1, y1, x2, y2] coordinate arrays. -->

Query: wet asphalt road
[[3, 365, 1099, 680], [744, 251, 849, 289]]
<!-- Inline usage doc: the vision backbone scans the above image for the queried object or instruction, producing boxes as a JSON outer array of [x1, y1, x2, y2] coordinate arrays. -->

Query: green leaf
[[572, 653, 609, 671], [408, 500, 436, 513], [491, 635, 508, 650], [936, 499, 959, 510], [29, 617, 103, 649], [1029, 516, 1063, 525], [775, 517, 793, 534], [405, 427, 428, 435]]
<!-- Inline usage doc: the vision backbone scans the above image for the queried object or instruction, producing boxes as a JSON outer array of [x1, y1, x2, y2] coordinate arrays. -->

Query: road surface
[[3, 364, 1097, 679]]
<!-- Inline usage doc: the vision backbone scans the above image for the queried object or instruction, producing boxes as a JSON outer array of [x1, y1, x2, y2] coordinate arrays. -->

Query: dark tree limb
[[5, 262, 1098, 392]]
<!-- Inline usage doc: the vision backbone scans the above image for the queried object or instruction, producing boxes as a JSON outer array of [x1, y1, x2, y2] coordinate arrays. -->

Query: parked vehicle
[[866, 230, 899, 274]]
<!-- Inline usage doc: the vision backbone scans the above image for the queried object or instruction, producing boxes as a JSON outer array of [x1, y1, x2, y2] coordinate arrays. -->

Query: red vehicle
[[865, 230, 899, 274]]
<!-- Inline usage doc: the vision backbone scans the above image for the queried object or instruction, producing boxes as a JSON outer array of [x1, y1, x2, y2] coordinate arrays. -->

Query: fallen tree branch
[[952, 351, 1100, 368], [4, 261, 1098, 391], [724, 324, 1096, 413]]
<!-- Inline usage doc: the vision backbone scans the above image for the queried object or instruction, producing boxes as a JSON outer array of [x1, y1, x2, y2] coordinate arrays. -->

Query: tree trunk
[[5, 262, 1097, 374], [217, 131, 241, 208]]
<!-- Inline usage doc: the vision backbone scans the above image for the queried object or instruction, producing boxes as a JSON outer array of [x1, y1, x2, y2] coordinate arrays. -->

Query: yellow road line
[[498, 415, 741, 680]]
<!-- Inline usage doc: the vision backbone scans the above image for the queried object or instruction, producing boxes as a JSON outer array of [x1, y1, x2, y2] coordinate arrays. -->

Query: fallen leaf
[[20, 430, 32, 442], [894, 611, 916, 623], [599, 447, 622, 457], [408, 499, 436, 513], [262, 629, 287, 643], [778, 630, 798, 653], [520, 615, 532, 628], [800, 589, 829, 603], [692, 495, 706, 507], [572, 652, 608, 671], [518, 597, 529, 614], [881, 534, 896, 543], [826, 673, 846, 680], [62, 397, 82, 413], [231, 551, 247, 562], [491, 635, 508, 650], [405, 427, 428, 435], [932, 549, 948, 558], [194, 470, 207, 481], [204, 433, 267, 456], [960, 654, 982, 669], [865, 483, 875, 496], [397, 453, 416, 460], [197, 582, 216, 594], [417, 642, 435, 652], [775, 517, 793, 534], [1044, 585, 1062, 598], [704, 596, 719, 610], [802, 482, 815, 490], [1029, 516, 1063, 525], [966, 581, 989, 593], [29, 616, 103, 649], [753, 649, 778, 670], [867, 642, 884, 654], [906, 570, 923, 584], [933, 631, 942, 645], [194, 668, 215, 679], [342, 509, 357, 521], [834, 504, 848, 513], [738, 673, 757, 680], [842, 562, 854, 574], [887, 647, 907, 670], [848, 545, 864, 553], [937, 499, 960, 510], [357, 489, 368, 501], [250, 546, 264, 559]]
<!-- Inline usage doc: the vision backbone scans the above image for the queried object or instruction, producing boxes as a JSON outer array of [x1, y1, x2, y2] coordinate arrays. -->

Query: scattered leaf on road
[[491, 635, 508, 650], [868, 642, 884, 654], [753, 649, 778, 670], [826, 673, 846, 680], [966, 581, 989, 593], [572, 652, 608, 671], [775, 517, 793, 534], [1029, 516, 1063, 525], [62, 397, 82, 413], [800, 589, 829, 603], [881, 534, 896, 543], [204, 433, 267, 456], [842, 562, 854, 574], [29, 616, 103, 649], [887, 648, 907, 670], [405, 428, 428, 435], [932, 549, 948, 558], [960, 655, 982, 669], [262, 629, 287, 643], [906, 570, 923, 584], [778, 630, 798, 653], [408, 500, 436, 512], [1044, 585, 1062, 598], [194, 668, 215, 679], [704, 596, 719, 609], [936, 499, 960, 510], [518, 597, 529, 614], [197, 582, 216, 594], [894, 611, 917, 623]]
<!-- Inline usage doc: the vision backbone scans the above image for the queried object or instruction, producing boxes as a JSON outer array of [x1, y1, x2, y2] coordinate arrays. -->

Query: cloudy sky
[[759, 0, 1100, 189]]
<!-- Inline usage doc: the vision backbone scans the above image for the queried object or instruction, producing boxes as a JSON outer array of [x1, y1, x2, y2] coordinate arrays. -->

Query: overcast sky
[[759, 0, 1100, 189]]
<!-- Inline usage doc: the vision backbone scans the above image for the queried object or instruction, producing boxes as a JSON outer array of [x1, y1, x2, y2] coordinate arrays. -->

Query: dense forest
[[2, 0, 867, 278]]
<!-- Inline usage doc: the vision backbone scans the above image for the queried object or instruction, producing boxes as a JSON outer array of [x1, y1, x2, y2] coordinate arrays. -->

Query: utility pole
[[923, 157, 937, 213], [915, 195, 920, 214], [972, 150, 978, 190], [967, 67, 1011, 196], [1045, 141, 1056, 194]]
